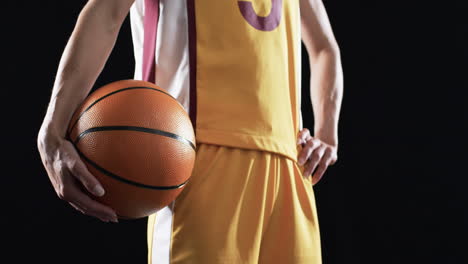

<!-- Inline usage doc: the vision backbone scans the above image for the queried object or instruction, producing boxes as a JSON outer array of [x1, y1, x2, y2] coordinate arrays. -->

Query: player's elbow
[[320, 41, 340, 58], [309, 41, 341, 64]]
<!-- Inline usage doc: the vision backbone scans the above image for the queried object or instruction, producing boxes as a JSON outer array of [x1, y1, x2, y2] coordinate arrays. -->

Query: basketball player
[[37, 0, 343, 263]]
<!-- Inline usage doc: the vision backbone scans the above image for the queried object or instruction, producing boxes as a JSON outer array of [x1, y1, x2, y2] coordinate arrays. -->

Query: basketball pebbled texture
[[67, 80, 196, 219]]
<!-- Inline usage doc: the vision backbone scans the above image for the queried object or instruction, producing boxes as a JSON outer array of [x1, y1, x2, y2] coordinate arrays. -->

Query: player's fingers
[[298, 138, 321, 166], [297, 139, 320, 166], [297, 128, 312, 145], [58, 168, 117, 222], [311, 164, 327, 186], [311, 150, 333, 185], [69, 201, 113, 223], [329, 152, 338, 165], [303, 145, 326, 176], [69, 202, 86, 215], [68, 186, 118, 223], [69, 158, 105, 197]]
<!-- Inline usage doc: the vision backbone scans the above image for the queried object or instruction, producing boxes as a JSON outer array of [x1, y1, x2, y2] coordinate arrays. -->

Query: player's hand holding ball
[[38, 80, 195, 221], [297, 128, 338, 185], [37, 130, 118, 223]]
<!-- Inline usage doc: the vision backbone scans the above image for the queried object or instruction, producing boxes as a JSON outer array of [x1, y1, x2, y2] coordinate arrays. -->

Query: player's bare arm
[[297, 0, 344, 185], [37, 0, 136, 222]]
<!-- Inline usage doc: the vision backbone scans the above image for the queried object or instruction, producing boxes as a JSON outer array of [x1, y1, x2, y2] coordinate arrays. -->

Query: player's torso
[[131, 0, 302, 160]]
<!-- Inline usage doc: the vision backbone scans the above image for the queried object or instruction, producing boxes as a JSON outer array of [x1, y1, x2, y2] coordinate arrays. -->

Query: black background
[[5, 1, 467, 263]]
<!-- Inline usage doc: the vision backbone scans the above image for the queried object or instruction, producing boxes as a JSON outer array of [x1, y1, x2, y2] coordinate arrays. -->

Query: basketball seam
[[67, 86, 183, 138], [74, 125, 196, 151], [75, 147, 190, 190]]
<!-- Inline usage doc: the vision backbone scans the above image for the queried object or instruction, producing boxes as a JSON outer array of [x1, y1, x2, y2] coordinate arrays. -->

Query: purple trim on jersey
[[187, 0, 197, 128], [142, 0, 160, 83], [238, 0, 282, 31]]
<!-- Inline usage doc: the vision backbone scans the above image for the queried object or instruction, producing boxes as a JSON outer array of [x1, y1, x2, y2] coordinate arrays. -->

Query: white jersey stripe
[[130, 0, 190, 112], [151, 203, 175, 264]]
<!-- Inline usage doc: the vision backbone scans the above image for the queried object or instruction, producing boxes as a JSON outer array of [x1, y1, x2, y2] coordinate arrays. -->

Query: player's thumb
[[69, 159, 105, 197]]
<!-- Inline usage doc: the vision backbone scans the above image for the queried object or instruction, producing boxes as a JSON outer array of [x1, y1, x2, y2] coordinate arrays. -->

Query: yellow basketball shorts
[[147, 143, 322, 263]]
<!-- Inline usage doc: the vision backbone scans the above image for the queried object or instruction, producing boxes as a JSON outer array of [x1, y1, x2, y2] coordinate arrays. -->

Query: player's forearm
[[309, 47, 343, 147], [300, 0, 343, 147], [39, 1, 129, 143]]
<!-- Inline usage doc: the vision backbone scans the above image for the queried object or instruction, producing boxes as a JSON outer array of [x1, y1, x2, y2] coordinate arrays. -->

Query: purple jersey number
[[238, 0, 283, 31]]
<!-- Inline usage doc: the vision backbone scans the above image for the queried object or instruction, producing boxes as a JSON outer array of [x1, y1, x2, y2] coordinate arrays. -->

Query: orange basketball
[[67, 79, 196, 219]]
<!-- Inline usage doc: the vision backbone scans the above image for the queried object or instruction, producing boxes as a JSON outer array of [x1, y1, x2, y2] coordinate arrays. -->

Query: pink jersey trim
[[143, 0, 160, 83]]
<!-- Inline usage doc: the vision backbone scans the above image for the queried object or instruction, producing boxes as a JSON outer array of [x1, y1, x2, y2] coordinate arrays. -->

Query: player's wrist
[[314, 127, 338, 147], [37, 122, 68, 153]]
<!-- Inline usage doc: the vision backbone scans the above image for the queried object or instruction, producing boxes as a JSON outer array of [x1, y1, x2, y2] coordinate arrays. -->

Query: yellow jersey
[[139, 0, 302, 160]]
